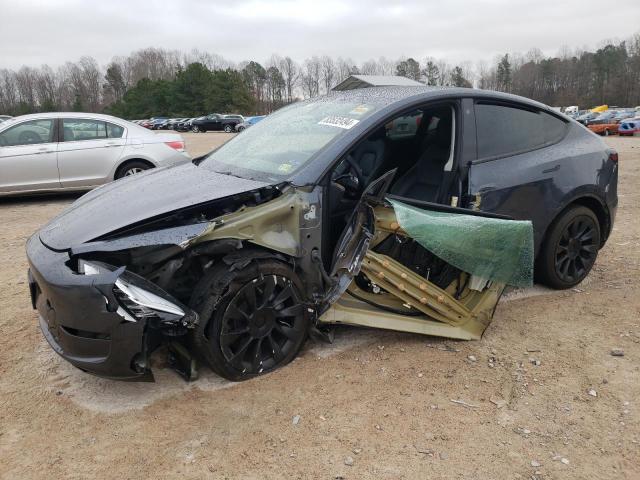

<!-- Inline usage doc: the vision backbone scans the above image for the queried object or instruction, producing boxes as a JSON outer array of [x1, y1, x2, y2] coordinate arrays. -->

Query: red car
[[587, 123, 618, 136]]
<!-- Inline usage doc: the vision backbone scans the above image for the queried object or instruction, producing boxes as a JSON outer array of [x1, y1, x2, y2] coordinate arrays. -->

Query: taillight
[[165, 141, 185, 152], [608, 152, 618, 163]]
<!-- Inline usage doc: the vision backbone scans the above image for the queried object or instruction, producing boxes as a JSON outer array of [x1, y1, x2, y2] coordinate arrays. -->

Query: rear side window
[[475, 103, 567, 160], [63, 119, 107, 142], [106, 122, 125, 138]]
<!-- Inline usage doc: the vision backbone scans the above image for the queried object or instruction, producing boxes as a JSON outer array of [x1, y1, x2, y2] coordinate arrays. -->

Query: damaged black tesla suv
[[27, 87, 618, 381]]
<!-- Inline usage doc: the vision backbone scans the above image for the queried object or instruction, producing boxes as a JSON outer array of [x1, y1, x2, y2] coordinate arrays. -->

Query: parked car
[[589, 111, 618, 125], [191, 114, 241, 133], [26, 87, 617, 382], [152, 118, 171, 130], [139, 119, 153, 129], [164, 118, 187, 130], [174, 118, 195, 132], [588, 123, 618, 136], [0, 112, 190, 196], [618, 118, 640, 136], [0, 115, 13, 123], [235, 115, 265, 132], [613, 110, 636, 122], [576, 112, 599, 125]]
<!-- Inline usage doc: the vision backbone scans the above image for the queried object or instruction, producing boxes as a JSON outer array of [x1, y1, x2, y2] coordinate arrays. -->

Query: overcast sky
[[2, 0, 639, 69]]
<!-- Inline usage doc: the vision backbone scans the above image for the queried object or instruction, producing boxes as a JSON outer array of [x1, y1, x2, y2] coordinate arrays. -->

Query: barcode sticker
[[318, 116, 359, 130]]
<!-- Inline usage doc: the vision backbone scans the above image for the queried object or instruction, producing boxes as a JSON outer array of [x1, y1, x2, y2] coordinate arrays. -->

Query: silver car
[[0, 112, 191, 196]]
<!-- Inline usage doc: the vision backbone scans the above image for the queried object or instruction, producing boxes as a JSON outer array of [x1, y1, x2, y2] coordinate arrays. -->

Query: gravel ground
[[0, 133, 638, 479]]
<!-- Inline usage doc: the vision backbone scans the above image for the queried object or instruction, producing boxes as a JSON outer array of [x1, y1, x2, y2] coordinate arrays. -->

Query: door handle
[[542, 164, 560, 174], [104, 142, 119, 147], [35, 147, 53, 154]]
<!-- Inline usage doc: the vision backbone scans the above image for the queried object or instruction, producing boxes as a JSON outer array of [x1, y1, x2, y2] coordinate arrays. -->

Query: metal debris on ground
[[450, 399, 480, 408]]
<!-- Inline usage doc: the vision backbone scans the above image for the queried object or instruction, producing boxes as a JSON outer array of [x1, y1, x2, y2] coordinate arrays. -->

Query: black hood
[[38, 162, 270, 250]]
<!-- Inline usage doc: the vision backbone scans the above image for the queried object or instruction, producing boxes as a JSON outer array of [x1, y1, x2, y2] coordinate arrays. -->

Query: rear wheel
[[192, 125, 201, 133], [189, 259, 309, 381], [538, 206, 600, 289], [115, 160, 151, 179], [224, 124, 233, 133], [604, 129, 610, 136]]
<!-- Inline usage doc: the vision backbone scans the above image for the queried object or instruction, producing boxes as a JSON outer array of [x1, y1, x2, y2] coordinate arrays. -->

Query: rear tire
[[189, 259, 309, 381], [191, 125, 200, 133], [224, 124, 233, 133], [537, 206, 600, 289], [115, 160, 151, 179]]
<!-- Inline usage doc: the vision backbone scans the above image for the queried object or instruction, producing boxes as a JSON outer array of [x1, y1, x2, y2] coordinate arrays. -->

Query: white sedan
[[0, 112, 191, 196]]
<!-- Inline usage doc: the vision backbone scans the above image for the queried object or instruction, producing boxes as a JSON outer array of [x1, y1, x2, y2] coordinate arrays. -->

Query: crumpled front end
[[27, 234, 197, 381]]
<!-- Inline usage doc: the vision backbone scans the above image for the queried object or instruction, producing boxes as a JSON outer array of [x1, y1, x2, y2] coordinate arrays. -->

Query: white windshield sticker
[[318, 116, 359, 130]]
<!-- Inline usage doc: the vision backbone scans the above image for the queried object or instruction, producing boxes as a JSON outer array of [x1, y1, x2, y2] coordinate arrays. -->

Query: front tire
[[189, 259, 309, 381], [191, 125, 200, 133], [537, 206, 600, 289]]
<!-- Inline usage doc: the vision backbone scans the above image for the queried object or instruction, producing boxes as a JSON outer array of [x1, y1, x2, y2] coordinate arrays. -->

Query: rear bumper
[[27, 236, 159, 380]]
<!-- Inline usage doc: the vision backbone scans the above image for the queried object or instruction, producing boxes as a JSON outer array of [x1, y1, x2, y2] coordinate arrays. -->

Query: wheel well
[[571, 197, 609, 246], [115, 158, 154, 178], [541, 197, 610, 252]]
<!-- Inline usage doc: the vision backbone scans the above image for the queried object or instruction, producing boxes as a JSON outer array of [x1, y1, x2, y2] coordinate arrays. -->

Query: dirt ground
[[1, 133, 638, 479]]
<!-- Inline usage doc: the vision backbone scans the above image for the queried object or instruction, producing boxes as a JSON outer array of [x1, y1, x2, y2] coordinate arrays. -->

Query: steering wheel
[[19, 131, 40, 145], [333, 154, 365, 197]]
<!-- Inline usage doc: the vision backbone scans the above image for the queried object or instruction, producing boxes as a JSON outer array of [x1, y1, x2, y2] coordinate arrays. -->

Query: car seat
[[63, 127, 75, 141], [390, 116, 452, 202]]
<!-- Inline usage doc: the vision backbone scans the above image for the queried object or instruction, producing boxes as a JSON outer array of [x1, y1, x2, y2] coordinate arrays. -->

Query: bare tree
[[34, 65, 58, 110], [15, 67, 38, 111], [80, 56, 102, 111], [0, 69, 18, 113], [320, 55, 337, 93], [378, 56, 395, 76], [360, 59, 380, 75], [186, 49, 232, 71], [302, 56, 321, 98], [336, 57, 358, 83], [278, 56, 300, 102]]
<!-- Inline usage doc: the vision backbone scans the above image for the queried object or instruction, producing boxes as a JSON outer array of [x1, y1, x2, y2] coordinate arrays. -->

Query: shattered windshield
[[199, 99, 380, 182]]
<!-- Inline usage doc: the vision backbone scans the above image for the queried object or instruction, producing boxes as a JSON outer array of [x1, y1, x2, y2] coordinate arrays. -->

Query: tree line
[[1, 32, 638, 119]]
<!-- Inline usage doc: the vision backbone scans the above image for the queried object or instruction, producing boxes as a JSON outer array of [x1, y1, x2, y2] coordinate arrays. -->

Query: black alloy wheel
[[538, 206, 601, 289], [190, 259, 309, 381], [554, 216, 598, 283], [219, 276, 305, 374]]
